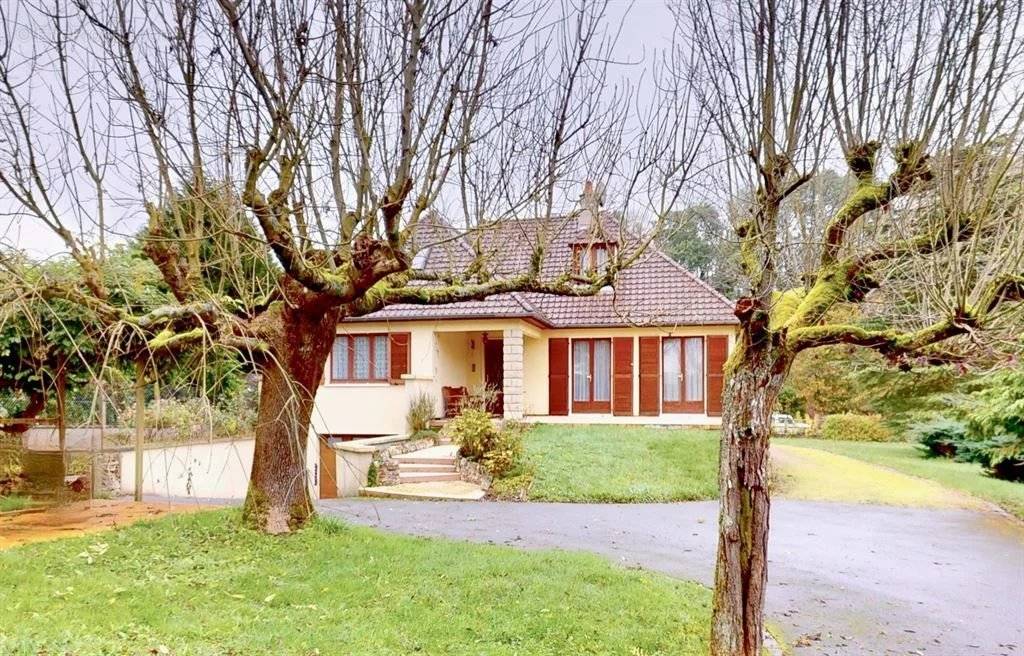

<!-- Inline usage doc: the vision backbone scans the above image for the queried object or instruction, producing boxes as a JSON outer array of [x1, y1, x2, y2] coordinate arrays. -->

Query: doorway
[[483, 338, 504, 416]]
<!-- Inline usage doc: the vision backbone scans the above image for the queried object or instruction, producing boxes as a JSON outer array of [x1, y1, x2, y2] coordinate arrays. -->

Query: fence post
[[134, 359, 145, 502], [56, 363, 67, 494]]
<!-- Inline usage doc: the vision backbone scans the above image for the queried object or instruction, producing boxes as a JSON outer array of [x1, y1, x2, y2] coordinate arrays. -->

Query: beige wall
[[312, 319, 737, 435]]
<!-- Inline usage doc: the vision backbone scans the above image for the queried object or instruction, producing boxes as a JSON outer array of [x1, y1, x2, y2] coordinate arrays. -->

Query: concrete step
[[398, 463, 457, 473], [359, 481, 486, 501], [394, 455, 456, 465], [397, 471, 461, 483]]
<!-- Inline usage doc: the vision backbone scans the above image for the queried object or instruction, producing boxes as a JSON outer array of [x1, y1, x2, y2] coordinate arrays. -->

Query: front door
[[572, 338, 612, 412], [484, 338, 504, 415]]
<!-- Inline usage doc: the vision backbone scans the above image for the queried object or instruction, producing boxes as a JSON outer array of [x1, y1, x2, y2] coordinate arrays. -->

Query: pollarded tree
[[0, 1, 703, 532], [676, 0, 1024, 654]]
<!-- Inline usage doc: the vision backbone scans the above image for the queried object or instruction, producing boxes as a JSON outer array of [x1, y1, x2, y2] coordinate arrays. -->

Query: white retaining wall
[[119, 438, 317, 500]]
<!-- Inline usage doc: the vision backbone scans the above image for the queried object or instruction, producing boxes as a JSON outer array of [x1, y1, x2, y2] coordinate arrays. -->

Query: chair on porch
[[442, 386, 469, 418]]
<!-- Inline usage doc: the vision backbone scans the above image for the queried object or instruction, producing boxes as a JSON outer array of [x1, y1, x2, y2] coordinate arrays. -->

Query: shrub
[[820, 413, 893, 442], [446, 407, 499, 461], [482, 422, 526, 478], [406, 392, 437, 434], [122, 396, 254, 443], [909, 418, 968, 458], [446, 410, 528, 480], [960, 369, 1024, 481], [366, 461, 380, 488]]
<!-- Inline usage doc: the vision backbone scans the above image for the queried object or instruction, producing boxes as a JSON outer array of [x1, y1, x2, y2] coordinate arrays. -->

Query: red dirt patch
[[0, 499, 212, 550]]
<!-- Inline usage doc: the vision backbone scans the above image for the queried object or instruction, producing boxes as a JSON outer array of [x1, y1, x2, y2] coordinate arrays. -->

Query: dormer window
[[572, 242, 616, 275]]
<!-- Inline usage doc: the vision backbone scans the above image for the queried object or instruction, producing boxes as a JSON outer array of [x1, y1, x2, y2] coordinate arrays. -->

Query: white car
[[771, 413, 809, 436]]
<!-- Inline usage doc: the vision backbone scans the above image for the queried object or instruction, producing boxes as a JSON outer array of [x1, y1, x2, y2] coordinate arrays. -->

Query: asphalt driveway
[[319, 498, 1024, 656]]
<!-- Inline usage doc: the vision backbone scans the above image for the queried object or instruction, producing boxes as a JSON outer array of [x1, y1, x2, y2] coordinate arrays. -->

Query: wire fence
[[0, 375, 260, 501]]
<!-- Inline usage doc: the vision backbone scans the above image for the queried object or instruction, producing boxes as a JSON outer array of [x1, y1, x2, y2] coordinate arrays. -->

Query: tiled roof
[[348, 214, 738, 328]]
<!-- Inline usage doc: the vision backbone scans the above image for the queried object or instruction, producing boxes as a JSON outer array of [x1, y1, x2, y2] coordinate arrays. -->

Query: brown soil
[[0, 499, 212, 550]]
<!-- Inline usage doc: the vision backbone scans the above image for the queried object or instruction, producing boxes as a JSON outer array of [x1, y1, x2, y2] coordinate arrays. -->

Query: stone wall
[[455, 455, 492, 488]]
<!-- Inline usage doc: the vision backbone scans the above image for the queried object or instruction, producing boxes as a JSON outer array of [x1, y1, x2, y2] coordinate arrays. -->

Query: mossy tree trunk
[[710, 335, 791, 656], [242, 299, 340, 534]]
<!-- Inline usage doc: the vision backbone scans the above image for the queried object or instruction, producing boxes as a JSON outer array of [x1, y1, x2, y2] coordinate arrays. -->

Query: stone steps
[[397, 471, 461, 483], [359, 481, 486, 501], [394, 455, 456, 465], [399, 463, 457, 473]]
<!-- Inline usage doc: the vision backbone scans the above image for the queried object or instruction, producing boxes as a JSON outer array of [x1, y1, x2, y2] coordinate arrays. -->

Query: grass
[[526, 424, 719, 502], [778, 438, 1024, 519], [0, 495, 31, 513], [0, 510, 712, 656], [771, 443, 982, 510]]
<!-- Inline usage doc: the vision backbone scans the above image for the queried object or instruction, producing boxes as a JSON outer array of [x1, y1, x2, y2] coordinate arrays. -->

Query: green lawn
[[0, 510, 711, 656], [777, 438, 1024, 519], [0, 495, 31, 513], [526, 424, 719, 502]]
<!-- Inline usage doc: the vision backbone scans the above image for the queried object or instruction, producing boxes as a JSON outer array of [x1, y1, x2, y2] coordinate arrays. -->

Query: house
[[311, 183, 739, 442]]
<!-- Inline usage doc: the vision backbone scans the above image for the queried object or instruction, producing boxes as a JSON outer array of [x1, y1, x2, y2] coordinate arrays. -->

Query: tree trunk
[[710, 337, 790, 656], [242, 300, 340, 534]]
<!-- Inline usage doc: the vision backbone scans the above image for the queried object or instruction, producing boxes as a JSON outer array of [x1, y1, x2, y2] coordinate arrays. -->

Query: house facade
[[311, 188, 739, 439]]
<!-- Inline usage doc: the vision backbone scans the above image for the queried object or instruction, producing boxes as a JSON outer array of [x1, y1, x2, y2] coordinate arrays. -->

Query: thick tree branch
[[820, 141, 933, 267]]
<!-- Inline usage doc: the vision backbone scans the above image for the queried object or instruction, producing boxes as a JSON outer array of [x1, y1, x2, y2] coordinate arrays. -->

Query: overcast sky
[[0, 0, 678, 258]]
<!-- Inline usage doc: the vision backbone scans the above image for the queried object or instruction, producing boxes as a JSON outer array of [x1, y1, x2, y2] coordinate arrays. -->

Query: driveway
[[320, 498, 1024, 656]]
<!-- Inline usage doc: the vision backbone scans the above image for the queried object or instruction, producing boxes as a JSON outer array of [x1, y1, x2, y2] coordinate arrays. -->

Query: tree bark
[[710, 336, 790, 656], [242, 299, 340, 534]]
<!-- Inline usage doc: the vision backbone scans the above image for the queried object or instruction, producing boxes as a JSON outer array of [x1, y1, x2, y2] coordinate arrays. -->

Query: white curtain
[[573, 340, 590, 401], [685, 337, 704, 401], [373, 335, 389, 379], [353, 336, 371, 379], [593, 340, 611, 402], [662, 338, 681, 402], [332, 337, 349, 380]]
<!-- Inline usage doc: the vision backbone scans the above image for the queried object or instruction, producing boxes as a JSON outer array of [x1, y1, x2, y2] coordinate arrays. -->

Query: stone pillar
[[502, 328, 524, 420]]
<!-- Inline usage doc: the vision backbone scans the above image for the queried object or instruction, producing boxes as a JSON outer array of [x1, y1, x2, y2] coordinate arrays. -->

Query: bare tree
[[0, 0, 702, 533], [677, 0, 1024, 653]]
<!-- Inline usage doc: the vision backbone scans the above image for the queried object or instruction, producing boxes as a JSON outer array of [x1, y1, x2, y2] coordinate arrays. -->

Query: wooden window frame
[[571, 242, 617, 275], [571, 338, 612, 413], [661, 336, 705, 413], [330, 334, 390, 383]]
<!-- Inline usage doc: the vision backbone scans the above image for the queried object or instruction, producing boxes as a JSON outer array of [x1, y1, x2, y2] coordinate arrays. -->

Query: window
[[331, 334, 390, 382], [662, 336, 704, 412], [572, 243, 616, 274], [572, 338, 612, 412]]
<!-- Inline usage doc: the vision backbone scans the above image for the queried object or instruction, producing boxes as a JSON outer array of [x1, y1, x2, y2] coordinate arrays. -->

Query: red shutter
[[548, 338, 569, 416], [638, 336, 660, 416], [706, 335, 729, 416], [612, 337, 633, 416], [389, 332, 410, 384]]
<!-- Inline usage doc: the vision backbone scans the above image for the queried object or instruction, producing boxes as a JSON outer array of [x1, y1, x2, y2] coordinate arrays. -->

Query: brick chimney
[[578, 180, 602, 234]]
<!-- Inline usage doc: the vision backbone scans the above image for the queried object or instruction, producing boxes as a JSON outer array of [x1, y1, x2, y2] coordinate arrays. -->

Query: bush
[[820, 413, 893, 442], [406, 392, 436, 434], [446, 410, 527, 479], [482, 422, 526, 478], [961, 369, 1024, 481], [122, 396, 254, 443], [446, 407, 499, 461], [910, 418, 968, 458]]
